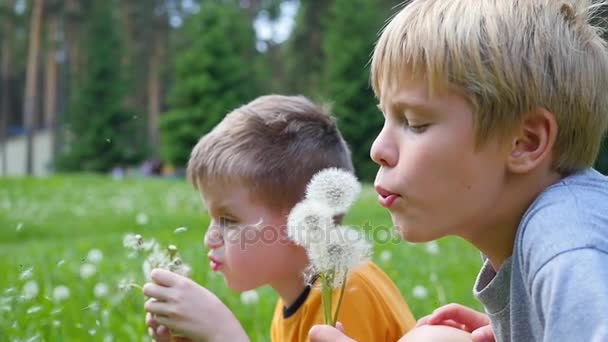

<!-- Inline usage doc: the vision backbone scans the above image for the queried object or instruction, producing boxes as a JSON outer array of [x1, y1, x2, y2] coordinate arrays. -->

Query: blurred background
[[1, 1, 608, 340]]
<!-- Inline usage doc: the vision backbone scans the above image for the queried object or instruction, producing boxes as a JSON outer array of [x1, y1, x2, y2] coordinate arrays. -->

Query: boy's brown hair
[[187, 95, 354, 212], [371, 0, 608, 174]]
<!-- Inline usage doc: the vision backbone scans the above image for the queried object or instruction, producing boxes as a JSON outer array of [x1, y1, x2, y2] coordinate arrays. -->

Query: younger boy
[[310, 0, 608, 341], [143, 95, 417, 341]]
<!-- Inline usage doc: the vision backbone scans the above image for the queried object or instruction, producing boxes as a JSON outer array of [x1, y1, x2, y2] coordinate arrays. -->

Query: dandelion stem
[[332, 270, 348, 326], [320, 274, 333, 325]]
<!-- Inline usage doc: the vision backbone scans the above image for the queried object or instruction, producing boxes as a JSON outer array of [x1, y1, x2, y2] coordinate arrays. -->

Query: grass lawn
[[0, 175, 483, 341]]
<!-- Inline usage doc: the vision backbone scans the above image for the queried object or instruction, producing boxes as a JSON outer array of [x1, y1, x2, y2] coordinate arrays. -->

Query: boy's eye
[[408, 124, 429, 133], [219, 217, 238, 226]]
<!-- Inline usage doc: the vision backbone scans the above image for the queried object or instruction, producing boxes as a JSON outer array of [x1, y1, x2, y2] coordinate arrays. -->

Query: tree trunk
[[23, 0, 44, 175], [1, 0, 16, 176], [147, 27, 166, 157], [44, 11, 59, 165], [64, 0, 82, 93]]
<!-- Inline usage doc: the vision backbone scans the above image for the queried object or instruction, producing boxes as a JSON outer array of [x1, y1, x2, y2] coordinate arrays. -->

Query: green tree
[[57, 0, 140, 172], [160, 0, 258, 167], [323, 0, 384, 181]]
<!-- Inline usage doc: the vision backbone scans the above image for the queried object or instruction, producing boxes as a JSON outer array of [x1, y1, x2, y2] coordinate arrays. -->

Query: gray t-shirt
[[474, 168, 608, 342]]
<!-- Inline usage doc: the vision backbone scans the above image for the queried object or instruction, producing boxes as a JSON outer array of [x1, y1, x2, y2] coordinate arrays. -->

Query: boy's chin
[[224, 278, 259, 293]]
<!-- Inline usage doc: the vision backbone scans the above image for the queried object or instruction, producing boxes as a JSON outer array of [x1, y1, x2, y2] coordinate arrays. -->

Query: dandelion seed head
[[240, 290, 259, 305], [53, 285, 70, 302], [94, 283, 109, 298], [287, 200, 335, 246], [425, 241, 440, 255], [305, 168, 361, 214], [136, 212, 149, 225], [87, 249, 103, 264], [22, 280, 39, 300], [80, 263, 97, 279]]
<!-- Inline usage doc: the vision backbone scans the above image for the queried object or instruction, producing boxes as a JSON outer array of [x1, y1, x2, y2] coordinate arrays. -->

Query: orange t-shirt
[[270, 262, 416, 342]]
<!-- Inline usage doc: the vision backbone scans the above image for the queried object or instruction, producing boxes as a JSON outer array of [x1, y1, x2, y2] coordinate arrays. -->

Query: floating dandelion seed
[[174, 227, 188, 234], [26, 306, 42, 314], [87, 249, 103, 264], [56, 259, 65, 268], [425, 241, 440, 255], [80, 263, 97, 279], [412, 285, 429, 299], [53, 286, 70, 302], [240, 290, 259, 305], [136, 212, 149, 225], [305, 168, 361, 214], [379, 250, 392, 262]]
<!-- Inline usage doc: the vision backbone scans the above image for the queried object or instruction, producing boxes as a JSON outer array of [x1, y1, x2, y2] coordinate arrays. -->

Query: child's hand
[[146, 312, 191, 342], [309, 322, 356, 342], [416, 303, 494, 342], [143, 268, 248, 342]]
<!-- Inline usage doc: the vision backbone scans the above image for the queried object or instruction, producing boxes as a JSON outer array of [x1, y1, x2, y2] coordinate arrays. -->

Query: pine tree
[[57, 0, 140, 172], [323, 0, 384, 181], [160, 1, 258, 167]]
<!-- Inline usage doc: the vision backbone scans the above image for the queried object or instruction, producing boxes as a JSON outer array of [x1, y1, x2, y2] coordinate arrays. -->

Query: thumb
[[471, 325, 495, 342], [336, 322, 345, 333], [309, 325, 355, 342]]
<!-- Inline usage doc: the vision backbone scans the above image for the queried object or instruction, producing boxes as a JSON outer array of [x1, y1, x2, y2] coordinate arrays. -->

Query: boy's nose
[[204, 225, 224, 249], [370, 127, 398, 168]]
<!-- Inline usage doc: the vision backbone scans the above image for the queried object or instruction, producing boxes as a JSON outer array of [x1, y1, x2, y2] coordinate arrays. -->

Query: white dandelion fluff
[[80, 263, 97, 279], [22, 280, 39, 300], [87, 249, 103, 264], [94, 283, 109, 298], [122, 233, 142, 249], [287, 200, 335, 246], [240, 290, 259, 305], [412, 285, 429, 299], [53, 285, 70, 302], [26, 306, 42, 314], [305, 168, 361, 214]]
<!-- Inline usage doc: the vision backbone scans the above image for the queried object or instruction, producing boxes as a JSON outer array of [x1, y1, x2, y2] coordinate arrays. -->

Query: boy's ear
[[506, 108, 558, 174]]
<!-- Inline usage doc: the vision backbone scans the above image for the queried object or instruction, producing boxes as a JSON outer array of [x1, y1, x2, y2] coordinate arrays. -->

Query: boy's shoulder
[[516, 169, 608, 274]]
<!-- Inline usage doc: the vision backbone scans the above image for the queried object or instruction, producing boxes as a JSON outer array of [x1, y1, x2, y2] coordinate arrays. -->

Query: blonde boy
[[310, 0, 608, 341], [143, 95, 416, 341]]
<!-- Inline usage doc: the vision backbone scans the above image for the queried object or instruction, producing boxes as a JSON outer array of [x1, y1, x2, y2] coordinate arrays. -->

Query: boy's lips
[[375, 185, 401, 208], [208, 253, 223, 271]]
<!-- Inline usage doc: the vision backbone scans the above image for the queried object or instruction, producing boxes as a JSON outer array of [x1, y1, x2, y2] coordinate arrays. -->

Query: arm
[[143, 269, 249, 342]]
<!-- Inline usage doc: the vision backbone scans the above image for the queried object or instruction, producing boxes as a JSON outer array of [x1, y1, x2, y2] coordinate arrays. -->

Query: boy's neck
[[467, 168, 563, 271], [271, 270, 309, 308]]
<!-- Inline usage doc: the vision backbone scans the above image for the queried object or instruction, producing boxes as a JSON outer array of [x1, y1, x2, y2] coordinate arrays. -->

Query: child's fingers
[[151, 268, 179, 287], [471, 325, 495, 342], [146, 312, 158, 328], [416, 315, 431, 327], [149, 324, 172, 342], [336, 322, 345, 333], [143, 283, 171, 301], [429, 304, 488, 329], [144, 298, 173, 317]]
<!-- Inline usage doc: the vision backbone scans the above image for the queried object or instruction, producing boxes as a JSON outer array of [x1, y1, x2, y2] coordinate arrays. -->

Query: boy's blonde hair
[[372, 0, 608, 174], [187, 95, 354, 212]]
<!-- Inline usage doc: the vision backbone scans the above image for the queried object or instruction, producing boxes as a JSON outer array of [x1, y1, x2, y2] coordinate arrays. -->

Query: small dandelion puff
[[425, 241, 440, 255], [19, 267, 34, 280], [174, 227, 188, 234], [168, 257, 191, 278], [56, 259, 65, 268], [94, 283, 109, 298], [412, 285, 429, 299], [53, 286, 70, 302], [287, 200, 335, 246], [117, 278, 135, 293], [25, 334, 40, 342], [106, 138, 111, 143], [136, 212, 149, 225], [89, 329, 97, 336], [26, 306, 42, 314], [22, 280, 39, 300], [379, 250, 392, 262], [305, 168, 362, 214], [16, 223, 24, 231], [4, 287, 16, 295], [80, 263, 97, 279], [52, 320, 61, 327], [240, 290, 259, 305], [96, 319, 100, 326], [103, 334, 114, 342], [87, 249, 103, 264], [51, 308, 62, 315]]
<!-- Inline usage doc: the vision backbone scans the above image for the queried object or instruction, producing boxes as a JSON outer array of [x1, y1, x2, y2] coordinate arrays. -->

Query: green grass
[[0, 175, 483, 341]]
